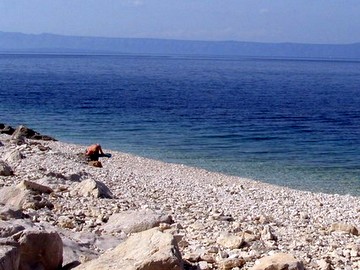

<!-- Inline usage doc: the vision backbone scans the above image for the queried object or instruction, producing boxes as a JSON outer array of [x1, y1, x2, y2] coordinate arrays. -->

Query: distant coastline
[[1, 31, 360, 59]]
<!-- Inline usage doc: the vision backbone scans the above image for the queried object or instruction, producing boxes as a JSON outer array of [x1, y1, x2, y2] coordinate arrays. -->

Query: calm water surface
[[1, 54, 359, 195]]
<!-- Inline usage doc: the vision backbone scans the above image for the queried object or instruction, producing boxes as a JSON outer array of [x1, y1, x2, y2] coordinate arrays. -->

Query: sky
[[0, 0, 359, 44]]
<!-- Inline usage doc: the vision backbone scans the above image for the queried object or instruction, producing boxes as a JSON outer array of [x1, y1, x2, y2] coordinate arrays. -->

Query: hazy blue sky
[[0, 0, 359, 44]]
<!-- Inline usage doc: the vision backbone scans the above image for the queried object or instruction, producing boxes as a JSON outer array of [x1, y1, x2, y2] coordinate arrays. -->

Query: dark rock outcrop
[[0, 124, 15, 135], [0, 161, 13, 176], [11, 125, 56, 141], [0, 124, 56, 141]]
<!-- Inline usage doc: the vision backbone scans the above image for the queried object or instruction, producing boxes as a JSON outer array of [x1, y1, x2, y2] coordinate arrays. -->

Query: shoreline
[[1, 133, 360, 269], [47, 133, 360, 198]]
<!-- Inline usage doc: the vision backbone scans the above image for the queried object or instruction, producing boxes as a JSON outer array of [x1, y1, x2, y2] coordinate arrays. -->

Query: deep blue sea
[[1, 54, 359, 196]]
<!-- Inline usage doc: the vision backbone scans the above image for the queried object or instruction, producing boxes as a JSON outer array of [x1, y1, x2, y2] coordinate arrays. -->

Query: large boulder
[[74, 228, 184, 270], [16, 229, 63, 270], [70, 179, 113, 199], [0, 222, 62, 270], [61, 235, 99, 268], [251, 253, 304, 270], [53, 227, 122, 268], [101, 209, 173, 234], [0, 180, 53, 210]]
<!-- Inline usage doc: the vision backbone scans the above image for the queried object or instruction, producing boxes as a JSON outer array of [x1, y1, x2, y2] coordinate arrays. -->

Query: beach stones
[[1, 127, 360, 269]]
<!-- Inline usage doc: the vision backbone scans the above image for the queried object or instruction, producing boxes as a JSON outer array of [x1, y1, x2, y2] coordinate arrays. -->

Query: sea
[[0, 54, 359, 196]]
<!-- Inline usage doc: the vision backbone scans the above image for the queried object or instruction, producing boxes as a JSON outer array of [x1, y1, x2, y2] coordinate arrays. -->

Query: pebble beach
[[1, 129, 360, 270]]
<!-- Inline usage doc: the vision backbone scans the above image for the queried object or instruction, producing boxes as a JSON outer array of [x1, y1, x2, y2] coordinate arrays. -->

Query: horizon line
[[1, 30, 359, 46]]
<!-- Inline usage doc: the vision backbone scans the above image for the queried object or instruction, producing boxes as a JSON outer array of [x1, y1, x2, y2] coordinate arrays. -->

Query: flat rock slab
[[251, 253, 304, 270], [101, 209, 173, 234], [74, 228, 184, 270], [0, 181, 53, 210]]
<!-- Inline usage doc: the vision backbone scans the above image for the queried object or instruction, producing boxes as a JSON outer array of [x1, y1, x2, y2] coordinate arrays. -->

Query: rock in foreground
[[74, 228, 184, 270]]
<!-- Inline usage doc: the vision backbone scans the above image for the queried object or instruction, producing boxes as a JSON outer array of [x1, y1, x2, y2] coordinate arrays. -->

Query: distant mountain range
[[1, 31, 360, 59]]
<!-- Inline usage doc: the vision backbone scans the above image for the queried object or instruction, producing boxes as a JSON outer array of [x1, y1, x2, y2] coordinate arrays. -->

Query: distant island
[[1, 31, 360, 59]]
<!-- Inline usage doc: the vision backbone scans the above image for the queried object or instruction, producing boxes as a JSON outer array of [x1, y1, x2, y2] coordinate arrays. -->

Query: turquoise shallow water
[[1, 54, 360, 195]]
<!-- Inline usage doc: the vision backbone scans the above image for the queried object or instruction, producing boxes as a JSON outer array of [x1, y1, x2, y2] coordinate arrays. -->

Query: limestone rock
[[3, 149, 24, 164], [0, 245, 20, 270], [317, 259, 332, 270], [70, 179, 113, 199], [17, 180, 54, 194], [35, 223, 117, 269], [241, 231, 259, 243], [218, 258, 246, 270], [0, 161, 13, 176], [61, 235, 99, 268], [57, 216, 76, 229], [329, 223, 359, 235], [216, 233, 244, 249], [101, 209, 173, 234], [258, 214, 272, 224], [11, 125, 31, 140], [198, 261, 210, 270], [0, 181, 53, 210], [17, 229, 63, 270], [74, 228, 184, 270], [251, 253, 304, 270], [261, 224, 278, 241]]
